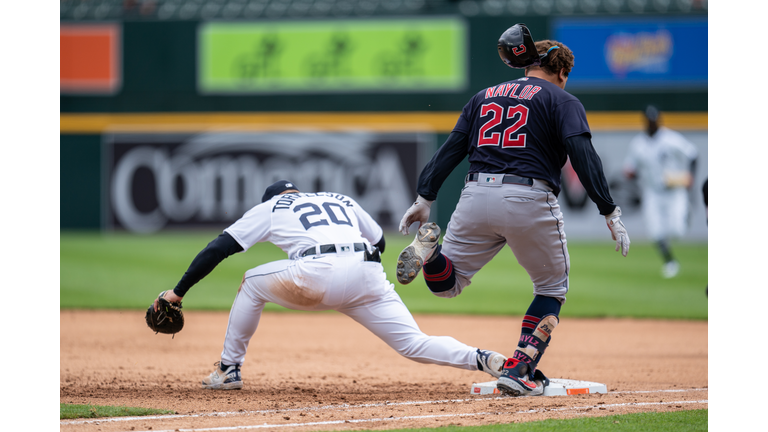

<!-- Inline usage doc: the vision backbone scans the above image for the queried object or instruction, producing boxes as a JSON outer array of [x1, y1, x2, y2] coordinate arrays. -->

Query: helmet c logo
[[512, 44, 526, 56]]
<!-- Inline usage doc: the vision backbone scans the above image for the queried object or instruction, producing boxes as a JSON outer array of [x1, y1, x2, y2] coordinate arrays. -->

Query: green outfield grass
[[60, 230, 707, 320]]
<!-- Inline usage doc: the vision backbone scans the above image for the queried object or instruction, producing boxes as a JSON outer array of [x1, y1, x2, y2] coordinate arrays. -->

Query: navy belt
[[465, 173, 534, 186], [300, 243, 366, 257]]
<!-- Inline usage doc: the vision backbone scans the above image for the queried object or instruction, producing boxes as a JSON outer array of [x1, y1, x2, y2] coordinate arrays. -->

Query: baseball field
[[60, 231, 708, 431]]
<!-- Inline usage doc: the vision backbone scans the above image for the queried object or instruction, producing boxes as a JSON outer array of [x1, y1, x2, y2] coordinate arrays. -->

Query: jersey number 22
[[478, 103, 529, 148]]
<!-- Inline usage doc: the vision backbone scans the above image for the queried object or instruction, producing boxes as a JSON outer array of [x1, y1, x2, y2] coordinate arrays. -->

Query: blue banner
[[553, 17, 707, 89]]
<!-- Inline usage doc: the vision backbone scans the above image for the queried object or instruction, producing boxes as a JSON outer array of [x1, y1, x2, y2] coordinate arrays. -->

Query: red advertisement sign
[[60, 24, 121, 94]]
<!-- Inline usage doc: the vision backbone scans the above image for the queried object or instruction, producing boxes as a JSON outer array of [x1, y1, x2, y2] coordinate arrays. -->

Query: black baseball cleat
[[496, 358, 542, 396], [396, 222, 441, 285], [202, 361, 243, 390]]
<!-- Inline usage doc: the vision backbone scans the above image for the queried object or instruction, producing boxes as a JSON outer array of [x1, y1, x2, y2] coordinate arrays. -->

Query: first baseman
[[155, 180, 508, 390], [396, 24, 630, 397]]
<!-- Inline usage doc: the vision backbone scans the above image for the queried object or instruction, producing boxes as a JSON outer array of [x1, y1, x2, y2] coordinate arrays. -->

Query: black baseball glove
[[145, 291, 184, 337]]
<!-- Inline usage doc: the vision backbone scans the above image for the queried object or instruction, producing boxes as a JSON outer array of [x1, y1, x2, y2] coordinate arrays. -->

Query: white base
[[470, 379, 607, 396]]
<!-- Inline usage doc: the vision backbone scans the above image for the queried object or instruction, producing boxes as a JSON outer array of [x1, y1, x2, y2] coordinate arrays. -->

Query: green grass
[[389, 410, 707, 432], [60, 403, 174, 419], [60, 230, 707, 319]]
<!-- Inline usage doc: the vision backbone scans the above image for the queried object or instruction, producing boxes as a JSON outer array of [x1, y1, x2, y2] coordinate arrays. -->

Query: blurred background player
[[395, 24, 629, 397], [154, 180, 508, 390], [623, 106, 698, 278]]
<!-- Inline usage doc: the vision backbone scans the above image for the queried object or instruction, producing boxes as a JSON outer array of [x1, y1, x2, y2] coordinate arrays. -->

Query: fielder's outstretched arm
[[172, 232, 244, 298]]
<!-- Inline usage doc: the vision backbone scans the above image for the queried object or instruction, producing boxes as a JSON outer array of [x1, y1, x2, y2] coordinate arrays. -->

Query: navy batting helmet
[[498, 23, 540, 69]]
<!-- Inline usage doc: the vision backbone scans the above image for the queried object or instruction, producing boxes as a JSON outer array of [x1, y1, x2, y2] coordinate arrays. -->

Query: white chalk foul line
[[612, 388, 708, 394], [121, 399, 709, 432], [60, 387, 709, 426]]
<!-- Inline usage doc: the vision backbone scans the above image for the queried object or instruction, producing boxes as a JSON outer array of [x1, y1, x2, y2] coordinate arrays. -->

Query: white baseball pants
[[641, 188, 689, 241], [220, 250, 480, 371]]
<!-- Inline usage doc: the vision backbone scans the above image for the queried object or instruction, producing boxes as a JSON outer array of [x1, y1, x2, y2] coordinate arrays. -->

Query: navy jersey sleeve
[[452, 94, 477, 136], [565, 134, 616, 215], [416, 131, 470, 201], [556, 100, 591, 141]]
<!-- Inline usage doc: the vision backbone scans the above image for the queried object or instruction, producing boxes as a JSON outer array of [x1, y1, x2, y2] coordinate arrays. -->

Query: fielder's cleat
[[396, 222, 441, 285], [475, 349, 507, 378], [662, 261, 679, 279], [496, 357, 539, 396], [202, 361, 243, 390]]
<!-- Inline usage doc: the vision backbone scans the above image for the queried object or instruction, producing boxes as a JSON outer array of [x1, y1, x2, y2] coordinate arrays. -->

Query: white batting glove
[[605, 206, 630, 257], [399, 195, 433, 235]]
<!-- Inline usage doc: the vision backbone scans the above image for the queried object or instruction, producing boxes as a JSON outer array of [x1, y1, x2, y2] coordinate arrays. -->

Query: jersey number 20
[[478, 103, 529, 148], [294, 202, 353, 230]]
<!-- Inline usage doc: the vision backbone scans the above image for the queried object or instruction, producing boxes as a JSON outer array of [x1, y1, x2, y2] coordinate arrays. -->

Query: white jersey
[[224, 192, 383, 259], [623, 127, 698, 192], [215, 192, 488, 377]]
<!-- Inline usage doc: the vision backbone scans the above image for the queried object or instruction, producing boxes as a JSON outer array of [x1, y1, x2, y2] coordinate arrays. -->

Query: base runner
[[396, 24, 630, 396]]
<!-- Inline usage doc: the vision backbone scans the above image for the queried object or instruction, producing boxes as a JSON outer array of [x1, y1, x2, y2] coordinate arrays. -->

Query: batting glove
[[605, 206, 630, 257], [399, 195, 433, 235]]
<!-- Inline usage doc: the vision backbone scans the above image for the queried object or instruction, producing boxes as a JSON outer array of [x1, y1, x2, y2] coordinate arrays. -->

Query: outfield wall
[[61, 14, 707, 240], [60, 112, 707, 241]]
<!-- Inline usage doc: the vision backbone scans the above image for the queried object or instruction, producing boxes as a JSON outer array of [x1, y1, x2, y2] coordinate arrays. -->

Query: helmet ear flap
[[497, 23, 540, 69]]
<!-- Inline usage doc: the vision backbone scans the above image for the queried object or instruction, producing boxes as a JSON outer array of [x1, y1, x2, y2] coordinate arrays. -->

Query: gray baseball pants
[[437, 175, 570, 303]]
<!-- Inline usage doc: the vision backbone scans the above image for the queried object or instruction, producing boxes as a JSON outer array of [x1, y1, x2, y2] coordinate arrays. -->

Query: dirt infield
[[60, 310, 707, 431]]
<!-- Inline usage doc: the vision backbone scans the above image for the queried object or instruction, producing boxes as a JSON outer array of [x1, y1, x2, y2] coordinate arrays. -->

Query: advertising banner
[[104, 132, 432, 233], [553, 17, 707, 90], [60, 24, 122, 94], [198, 18, 467, 94]]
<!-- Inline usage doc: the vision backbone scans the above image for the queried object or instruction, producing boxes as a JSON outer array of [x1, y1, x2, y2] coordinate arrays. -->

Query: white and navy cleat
[[396, 222, 441, 285], [476, 349, 507, 379], [201, 361, 243, 390]]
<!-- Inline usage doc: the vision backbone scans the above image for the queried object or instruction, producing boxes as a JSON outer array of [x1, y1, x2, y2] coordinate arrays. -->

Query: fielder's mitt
[[145, 291, 184, 337]]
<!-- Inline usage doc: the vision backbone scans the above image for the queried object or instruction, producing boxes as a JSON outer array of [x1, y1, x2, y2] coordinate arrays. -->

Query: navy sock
[[519, 295, 561, 341], [516, 296, 561, 374], [423, 245, 456, 293]]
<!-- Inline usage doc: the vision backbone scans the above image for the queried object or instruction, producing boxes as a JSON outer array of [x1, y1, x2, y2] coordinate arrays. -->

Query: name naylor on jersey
[[484, 83, 542, 100], [272, 192, 354, 212]]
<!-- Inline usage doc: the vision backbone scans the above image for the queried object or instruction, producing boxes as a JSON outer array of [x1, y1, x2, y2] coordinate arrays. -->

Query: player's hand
[[399, 196, 433, 235], [153, 290, 184, 312], [605, 206, 630, 257]]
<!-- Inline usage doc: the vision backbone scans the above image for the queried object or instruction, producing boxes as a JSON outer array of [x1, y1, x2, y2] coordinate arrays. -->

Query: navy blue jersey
[[453, 76, 591, 193]]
